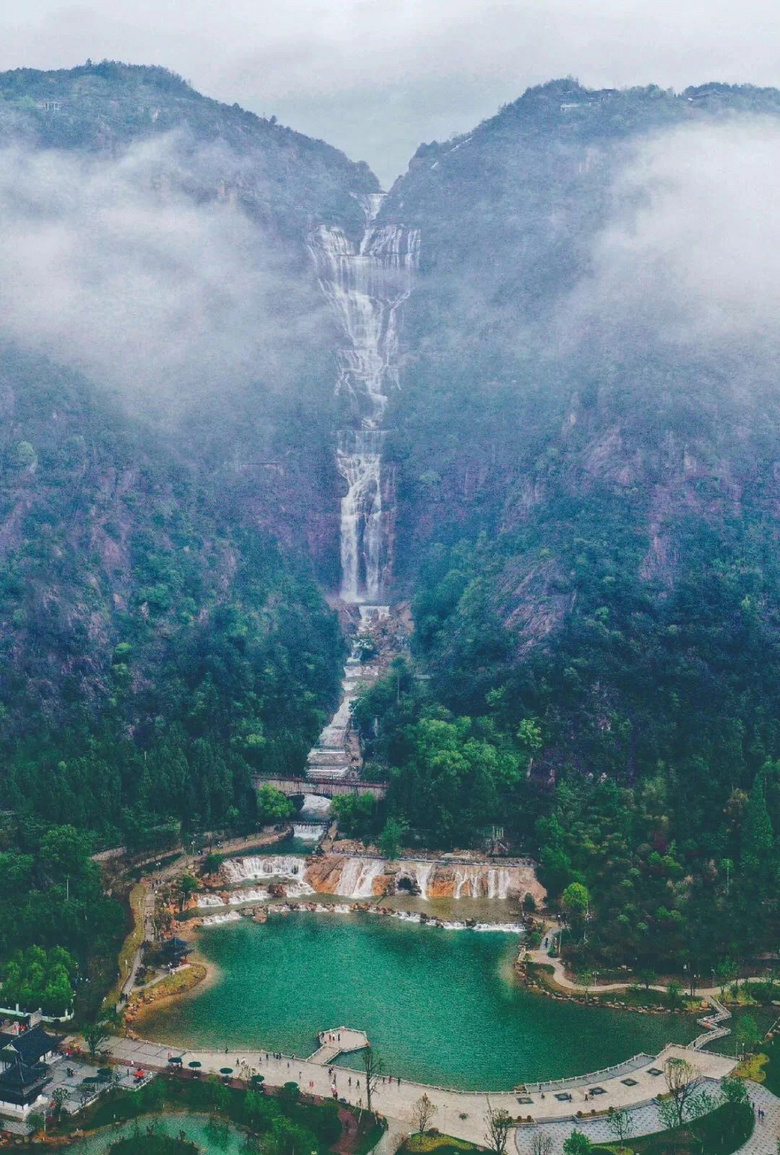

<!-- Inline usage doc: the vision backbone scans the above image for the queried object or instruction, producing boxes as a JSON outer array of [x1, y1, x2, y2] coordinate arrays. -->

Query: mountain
[[3, 66, 780, 970], [354, 80, 780, 965], [0, 63, 385, 844]]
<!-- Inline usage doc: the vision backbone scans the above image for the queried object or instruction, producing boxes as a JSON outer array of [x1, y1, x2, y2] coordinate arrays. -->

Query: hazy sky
[[2, 0, 780, 184]]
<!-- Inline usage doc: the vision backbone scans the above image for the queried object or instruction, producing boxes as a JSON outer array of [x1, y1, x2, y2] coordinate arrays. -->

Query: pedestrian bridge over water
[[253, 776, 388, 799]]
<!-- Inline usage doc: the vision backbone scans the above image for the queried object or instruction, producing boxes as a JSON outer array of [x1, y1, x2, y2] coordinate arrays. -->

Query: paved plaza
[[103, 1035, 736, 1146]]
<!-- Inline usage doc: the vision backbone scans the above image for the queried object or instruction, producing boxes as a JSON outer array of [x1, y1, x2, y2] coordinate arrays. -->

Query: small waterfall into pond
[[309, 195, 419, 602], [223, 856, 307, 884]]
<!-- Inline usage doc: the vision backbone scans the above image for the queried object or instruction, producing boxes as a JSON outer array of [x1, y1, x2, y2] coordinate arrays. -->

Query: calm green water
[[67, 1112, 247, 1153], [145, 912, 696, 1090]]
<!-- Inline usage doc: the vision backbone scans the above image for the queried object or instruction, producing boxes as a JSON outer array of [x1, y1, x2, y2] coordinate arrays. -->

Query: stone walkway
[[514, 1093, 703, 1155], [734, 1083, 780, 1155], [100, 1036, 735, 1146]]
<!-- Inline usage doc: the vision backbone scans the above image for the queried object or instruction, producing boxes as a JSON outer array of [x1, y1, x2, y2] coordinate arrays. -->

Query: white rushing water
[[309, 195, 420, 602], [292, 822, 327, 842], [333, 857, 527, 900], [333, 857, 386, 898], [223, 856, 311, 886]]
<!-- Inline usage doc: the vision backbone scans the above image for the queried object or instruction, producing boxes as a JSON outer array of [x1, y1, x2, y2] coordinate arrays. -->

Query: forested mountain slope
[[0, 63, 380, 847], [355, 80, 780, 966]]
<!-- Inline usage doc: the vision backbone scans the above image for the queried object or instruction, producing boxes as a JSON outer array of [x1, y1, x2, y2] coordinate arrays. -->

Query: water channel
[[144, 911, 697, 1091]]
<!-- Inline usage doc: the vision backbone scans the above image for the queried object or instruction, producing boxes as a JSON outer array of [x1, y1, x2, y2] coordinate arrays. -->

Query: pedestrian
[[349, 1077, 352, 1087]]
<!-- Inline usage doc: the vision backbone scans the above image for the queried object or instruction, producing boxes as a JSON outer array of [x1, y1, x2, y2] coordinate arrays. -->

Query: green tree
[[561, 882, 590, 924], [741, 775, 774, 872], [662, 1057, 703, 1127], [175, 873, 199, 912], [484, 1103, 513, 1155], [735, 1014, 762, 1055], [202, 853, 224, 876], [82, 1021, 110, 1060], [256, 785, 294, 825], [26, 1111, 44, 1137], [378, 818, 405, 859], [563, 1130, 591, 1155], [607, 1107, 633, 1143], [51, 1086, 69, 1119], [721, 1077, 749, 1104], [666, 980, 683, 1008]]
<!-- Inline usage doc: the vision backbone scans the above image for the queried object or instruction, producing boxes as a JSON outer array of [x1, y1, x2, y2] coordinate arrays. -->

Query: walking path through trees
[[524, 927, 766, 1052]]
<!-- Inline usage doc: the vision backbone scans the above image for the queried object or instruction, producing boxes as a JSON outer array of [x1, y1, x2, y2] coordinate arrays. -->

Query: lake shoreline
[[136, 909, 699, 1090]]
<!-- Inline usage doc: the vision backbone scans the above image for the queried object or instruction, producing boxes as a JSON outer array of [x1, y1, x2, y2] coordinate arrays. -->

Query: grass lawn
[[401, 1133, 485, 1155]]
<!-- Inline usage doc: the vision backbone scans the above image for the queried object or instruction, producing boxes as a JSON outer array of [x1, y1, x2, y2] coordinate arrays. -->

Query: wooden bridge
[[254, 775, 388, 799]]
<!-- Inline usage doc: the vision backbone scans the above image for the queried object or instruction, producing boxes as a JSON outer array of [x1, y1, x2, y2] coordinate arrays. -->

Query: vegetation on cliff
[[354, 81, 780, 970]]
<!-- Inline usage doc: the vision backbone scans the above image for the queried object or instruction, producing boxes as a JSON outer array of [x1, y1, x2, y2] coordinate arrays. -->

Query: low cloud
[[575, 118, 780, 350], [0, 135, 322, 419]]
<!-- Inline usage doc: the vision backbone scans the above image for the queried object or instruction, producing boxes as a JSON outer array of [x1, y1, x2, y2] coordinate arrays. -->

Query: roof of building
[[0, 1059, 49, 1104], [0, 1025, 63, 1065]]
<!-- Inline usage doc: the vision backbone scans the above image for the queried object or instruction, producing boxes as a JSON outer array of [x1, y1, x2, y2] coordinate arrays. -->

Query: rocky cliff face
[[381, 81, 780, 599], [0, 66, 383, 831], [271, 853, 546, 903], [368, 81, 780, 792]]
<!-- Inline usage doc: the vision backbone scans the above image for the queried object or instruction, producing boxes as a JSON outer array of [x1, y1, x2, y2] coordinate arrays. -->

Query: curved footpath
[[101, 1035, 735, 1146], [525, 928, 770, 1001]]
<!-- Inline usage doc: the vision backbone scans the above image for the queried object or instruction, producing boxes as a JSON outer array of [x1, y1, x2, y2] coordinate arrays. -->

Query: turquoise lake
[[144, 912, 697, 1091]]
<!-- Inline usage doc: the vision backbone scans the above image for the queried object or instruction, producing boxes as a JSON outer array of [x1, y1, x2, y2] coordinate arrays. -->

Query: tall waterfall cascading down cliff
[[309, 195, 420, 602]]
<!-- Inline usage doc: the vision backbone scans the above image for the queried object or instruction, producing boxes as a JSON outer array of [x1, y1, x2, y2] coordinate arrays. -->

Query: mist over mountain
[[3, 64, 780, 969]]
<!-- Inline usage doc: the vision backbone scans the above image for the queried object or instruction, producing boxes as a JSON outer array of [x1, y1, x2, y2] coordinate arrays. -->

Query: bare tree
[[662, 1057, 703, 1127], [531, 1133, 553, 1155], [484, 1100, 514, 1155], [607, 1107, 634, 1143], [413, 1093, 437, 1134], [362, 1047, 384, 1116]]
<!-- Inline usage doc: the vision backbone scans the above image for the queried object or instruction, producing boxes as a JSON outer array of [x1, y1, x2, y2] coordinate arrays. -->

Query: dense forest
[[0, 64, 371, 992], [345, 80, 780, 971], [3, 68, 780, 984]]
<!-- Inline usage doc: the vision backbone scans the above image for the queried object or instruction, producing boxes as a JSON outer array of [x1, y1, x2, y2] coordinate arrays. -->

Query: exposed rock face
[[237, 853, 545, 904]]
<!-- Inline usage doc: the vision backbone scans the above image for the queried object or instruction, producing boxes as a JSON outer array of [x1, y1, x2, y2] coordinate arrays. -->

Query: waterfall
[[451, 865, 518, 899], [309, 196, 420, 602], [223, 856, 306, 884], [337, 429, 385, 601], [333, 857, 385, 898], [292, 822, 326, 842]]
